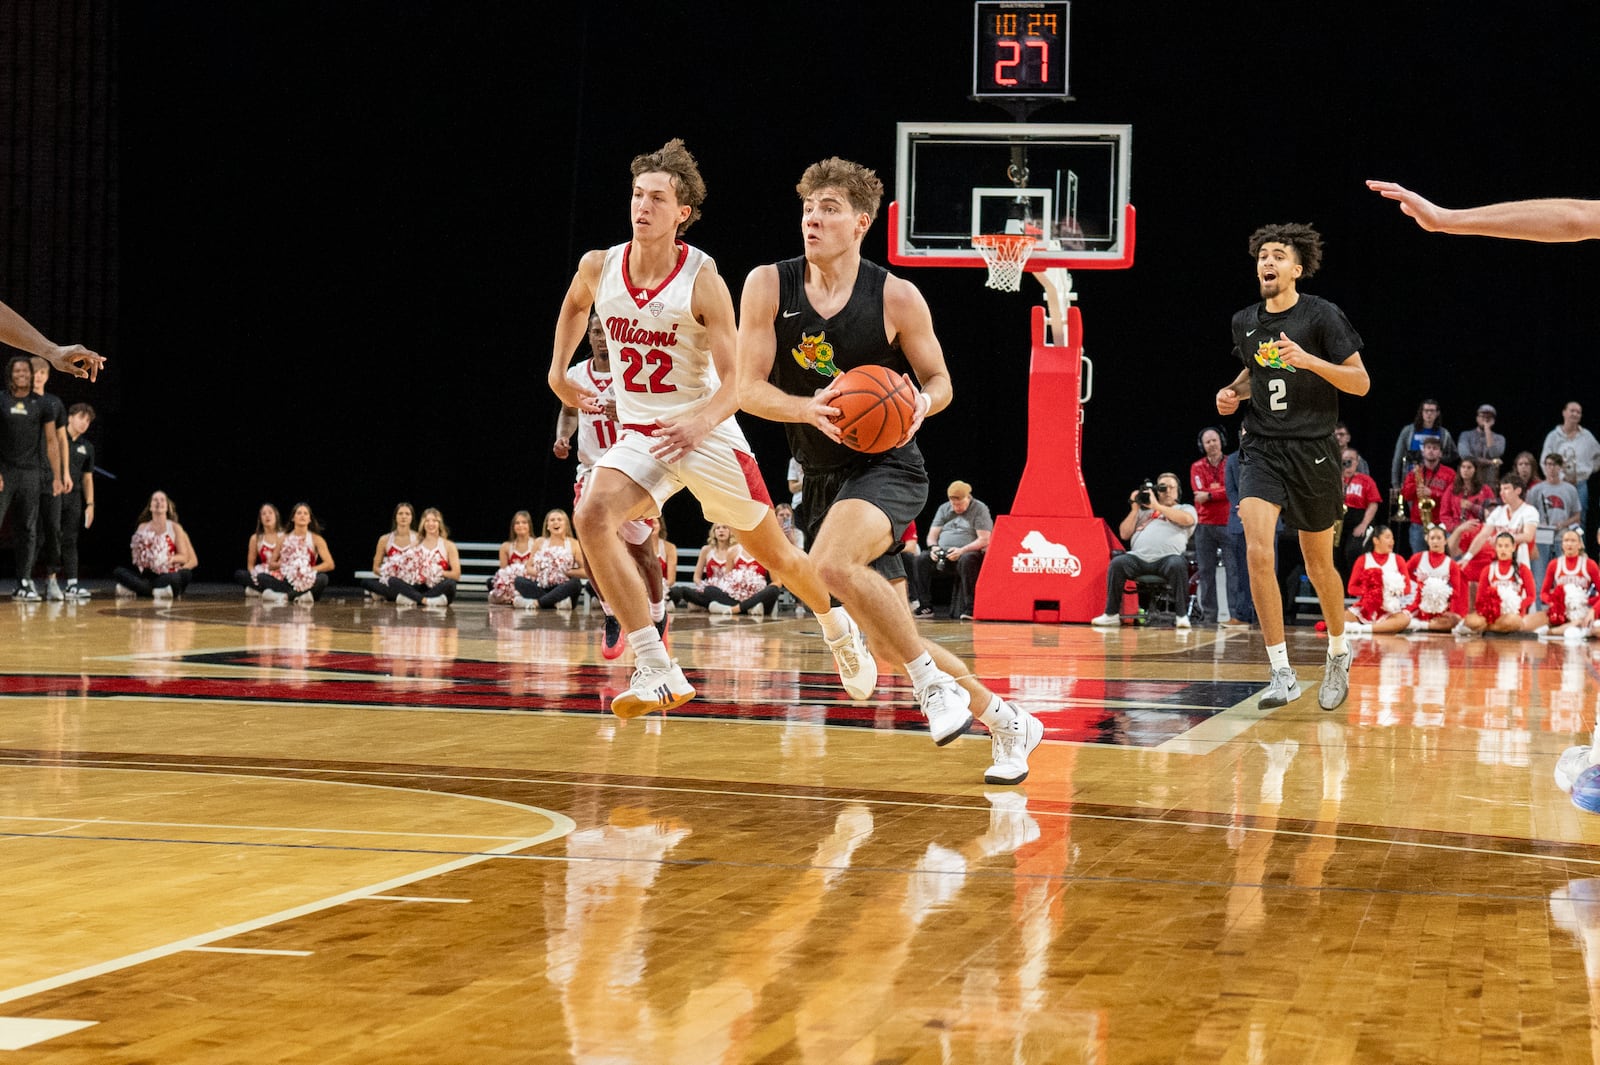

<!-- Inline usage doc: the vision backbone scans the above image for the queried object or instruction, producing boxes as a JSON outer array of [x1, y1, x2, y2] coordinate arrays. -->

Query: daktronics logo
[[1011, 531, 1081, 576]]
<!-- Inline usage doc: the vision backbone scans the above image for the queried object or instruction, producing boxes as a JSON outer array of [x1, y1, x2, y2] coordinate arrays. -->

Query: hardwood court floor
[[4, 595, 1600, 1063]]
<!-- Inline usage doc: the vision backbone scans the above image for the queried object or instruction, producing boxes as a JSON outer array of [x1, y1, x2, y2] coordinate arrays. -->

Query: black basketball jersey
[[35, 392, 64, 477], [0, 392, 46, 470], [1230, 293, 1364, 439], [770, 256, 916, 471]]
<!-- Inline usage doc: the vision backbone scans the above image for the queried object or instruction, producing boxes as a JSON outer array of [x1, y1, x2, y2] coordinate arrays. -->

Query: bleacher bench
[[354, 543, 701, 600]]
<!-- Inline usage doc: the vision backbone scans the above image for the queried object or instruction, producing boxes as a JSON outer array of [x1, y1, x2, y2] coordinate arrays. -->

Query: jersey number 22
[[617, 347, 677, 394]]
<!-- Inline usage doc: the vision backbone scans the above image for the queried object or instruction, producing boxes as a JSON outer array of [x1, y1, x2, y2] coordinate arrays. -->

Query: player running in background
[[548, 139, 872, 720], [1215, 224, 1370, 712]]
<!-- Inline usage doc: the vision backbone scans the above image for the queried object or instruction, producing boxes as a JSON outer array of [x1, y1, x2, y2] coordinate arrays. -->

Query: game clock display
[[972, 1, 1071, 100]]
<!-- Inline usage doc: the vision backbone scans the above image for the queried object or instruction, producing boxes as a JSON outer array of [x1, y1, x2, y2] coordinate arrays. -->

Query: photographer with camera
[[1092, 473, 1197, 628], [909, 480, 993, 620]]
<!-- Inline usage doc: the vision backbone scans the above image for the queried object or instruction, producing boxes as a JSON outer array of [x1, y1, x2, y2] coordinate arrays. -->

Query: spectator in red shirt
[[1400, 436, 1456, 554], [1339, 447, 1382, 580], [1189, 427, 1229, 625]]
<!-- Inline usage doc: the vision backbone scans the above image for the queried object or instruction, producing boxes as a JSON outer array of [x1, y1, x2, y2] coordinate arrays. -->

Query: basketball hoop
[[972, 233, 1036, 292]]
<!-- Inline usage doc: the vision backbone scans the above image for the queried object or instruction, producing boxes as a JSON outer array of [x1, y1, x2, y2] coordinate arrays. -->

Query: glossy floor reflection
[[3, 596, 1600, 1062]]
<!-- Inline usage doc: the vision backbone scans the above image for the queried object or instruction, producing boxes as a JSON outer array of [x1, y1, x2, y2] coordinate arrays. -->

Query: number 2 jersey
[[1231, 293, 1363, 439], [593, 240, 723, 428]]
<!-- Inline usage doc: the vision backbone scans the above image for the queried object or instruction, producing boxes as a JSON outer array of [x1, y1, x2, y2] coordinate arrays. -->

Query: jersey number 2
[[1267, 379, 1288, 411], [618, 347, 677, 394]]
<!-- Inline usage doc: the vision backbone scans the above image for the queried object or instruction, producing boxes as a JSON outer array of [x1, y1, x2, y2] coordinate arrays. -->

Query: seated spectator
[[513, 508, 585, 610], [1400, 436, 1456, 554], [1526, 528, 1600, 638], [1457, 403, 1506, 484], [359, 502, 418, 602], [1391, 398, 1456, 492], [1439, 456, 1495, 533], [775, 501, 804, 549], [1458, 474, 1539, 611], [113, 489, 198, 599], [1527, 452, 1583, 591], [388, 507, 461, 607], [1344, 524, 1414, 634], [1189, 427, 1229, 626], [1461, 532, 1537, 634], [1407, 524, 1467, 632], [489, 510, 536, 605], [908, 480, 994, 620], [670, 523, 781, 616], [1334, 423, 1371, 476], [1339, 447, 1382, 580], [1092, 473, 1196, 629], [257, 503, 335, 604], [234, 503, 284, 595]]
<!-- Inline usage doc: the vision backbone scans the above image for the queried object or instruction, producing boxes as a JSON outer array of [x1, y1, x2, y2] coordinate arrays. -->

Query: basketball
[[829, 364, 918, 453]]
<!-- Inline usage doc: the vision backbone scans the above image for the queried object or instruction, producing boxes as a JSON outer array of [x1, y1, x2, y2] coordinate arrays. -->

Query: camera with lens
[[931, 545, 950, 571], [1135, 479, 1156, 507]]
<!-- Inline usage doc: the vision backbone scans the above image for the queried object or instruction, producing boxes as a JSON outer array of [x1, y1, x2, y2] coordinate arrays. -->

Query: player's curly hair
[[796, 157, 885, 222], [1247, 223, 1323, 279], [631, 138, 706, 235]]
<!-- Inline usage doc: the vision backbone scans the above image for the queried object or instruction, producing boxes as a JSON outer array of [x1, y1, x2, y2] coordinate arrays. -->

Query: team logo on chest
[[646, 300, 665, 317], [791, 331, 839, 378]]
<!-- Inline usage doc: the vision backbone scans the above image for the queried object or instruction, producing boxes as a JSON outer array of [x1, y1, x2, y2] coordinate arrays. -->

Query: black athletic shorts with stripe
[[796, 446, 928, 582], [1238, 433, 1342, 532]]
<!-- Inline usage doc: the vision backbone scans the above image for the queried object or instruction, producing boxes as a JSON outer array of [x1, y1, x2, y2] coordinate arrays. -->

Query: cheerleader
[[1406, 524, 1467, 632], [387, 507, 461, 607], [1462, 533, 1537, 634], [671, 524, 783, 617], [1526, 528, 1600, 638], [112, 490, 198, 599], [1344, 525, 1414, 634], [488, 510, 536, 605], [258, 503, 336, 604], [359, 502, 418, 602], [512, 509, 586, 609], [233, 503, 284, 595]]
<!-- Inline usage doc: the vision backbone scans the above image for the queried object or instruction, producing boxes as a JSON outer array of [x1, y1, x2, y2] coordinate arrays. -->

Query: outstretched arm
[[0, 299, 104, 380], [548, 252, 605, 411], [1368, 180, 1600, 243]]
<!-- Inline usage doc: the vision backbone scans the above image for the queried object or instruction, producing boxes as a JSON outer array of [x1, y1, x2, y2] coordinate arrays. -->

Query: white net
[[972, 234, 1036, 292]]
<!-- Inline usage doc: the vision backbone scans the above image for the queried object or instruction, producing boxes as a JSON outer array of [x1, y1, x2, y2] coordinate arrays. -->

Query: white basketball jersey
[[593, 241, 719, 425], [565, 359, 619, 475]]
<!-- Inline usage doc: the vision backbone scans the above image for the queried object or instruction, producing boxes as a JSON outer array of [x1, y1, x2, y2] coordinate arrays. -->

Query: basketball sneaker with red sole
[[601, 615, 626, 660]]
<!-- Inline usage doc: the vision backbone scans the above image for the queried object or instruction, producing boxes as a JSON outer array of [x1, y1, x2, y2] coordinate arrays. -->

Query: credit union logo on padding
[[1012, 530, 1081, 576]]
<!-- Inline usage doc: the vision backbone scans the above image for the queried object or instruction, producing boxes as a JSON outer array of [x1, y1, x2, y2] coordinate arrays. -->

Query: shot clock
[[972, 1, 1071, 101]]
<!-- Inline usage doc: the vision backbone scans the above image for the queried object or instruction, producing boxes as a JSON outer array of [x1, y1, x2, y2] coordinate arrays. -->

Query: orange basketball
[[829, 364, 918, 454]]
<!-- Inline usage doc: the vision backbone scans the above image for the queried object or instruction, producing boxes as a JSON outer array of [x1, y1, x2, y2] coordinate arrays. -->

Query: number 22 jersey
[[1231, 293, 1363, 439], [593, 241, 721, 427]]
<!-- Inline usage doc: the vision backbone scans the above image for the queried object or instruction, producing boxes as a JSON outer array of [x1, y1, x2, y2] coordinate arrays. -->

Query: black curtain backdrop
[[8, 2, 1600, 581]]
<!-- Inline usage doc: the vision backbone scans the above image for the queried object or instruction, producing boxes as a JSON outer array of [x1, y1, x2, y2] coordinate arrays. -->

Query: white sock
[[1266, 642, 1292, 674], [630, 627, 670, 669], [978, 694, 1009, 729], [1328, 634, 1347, 657], [906, 652, 942, 691], [649, 597, 666, 623], [815, 606, 848, 642]]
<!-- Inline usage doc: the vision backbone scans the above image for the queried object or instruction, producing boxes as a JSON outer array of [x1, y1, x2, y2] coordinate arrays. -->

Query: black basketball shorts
[[796, 446, 928, 582], [1238, 434, 1342, 532]]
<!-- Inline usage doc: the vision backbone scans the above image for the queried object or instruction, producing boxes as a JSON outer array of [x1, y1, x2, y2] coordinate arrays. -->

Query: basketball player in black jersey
[[1215, 224, 1370, 712], [737, 157, 1043, 785]]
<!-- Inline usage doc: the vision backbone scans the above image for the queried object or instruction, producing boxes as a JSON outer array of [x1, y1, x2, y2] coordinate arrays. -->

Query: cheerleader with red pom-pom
[[669, 523, 783, 617], [387, 507, 461, 607], [1525, 528, 1600, 638], [112, 490, 198, 599], [358, 502, 419, 602], [488, 510, 536, 605], [1343, 525, 1415, 634], [232, 503, 283, 595], [256, 503, 335, 604], [1463, 532, 1538, 634], [1406, 523, 1467, 632], [512, 509, 587, 609]]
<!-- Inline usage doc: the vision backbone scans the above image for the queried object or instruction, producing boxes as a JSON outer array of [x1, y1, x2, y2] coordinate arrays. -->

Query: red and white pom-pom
[[712, 565, 768, 602], [277, 536, 317, 593], [1381, 569, 1412, 616], [415, 549, 445, 588], [1355, 569, 1385, 622], [1477, 582, 1503, 623], [130, 529, 171, 573], [378, 549, 407, 584], [1565, 582, 1589, 617], [381, 545, 425, 586], [1418, 576, 1453, 617], [529, 546, 573, 588], [490, 562, 527, 602]]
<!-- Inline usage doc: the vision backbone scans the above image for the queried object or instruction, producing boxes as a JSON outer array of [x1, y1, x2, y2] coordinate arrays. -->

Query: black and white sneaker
[[13, 581, 42, 602]]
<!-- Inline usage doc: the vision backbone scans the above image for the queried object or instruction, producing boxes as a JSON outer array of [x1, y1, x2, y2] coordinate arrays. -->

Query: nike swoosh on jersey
[[1246, 329, 1258, 336], [1315, 457, 1328, 463], [782, 310, 802, 318]]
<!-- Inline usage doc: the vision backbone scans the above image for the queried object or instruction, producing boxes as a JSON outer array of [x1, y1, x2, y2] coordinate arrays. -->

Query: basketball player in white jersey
[[548, 139, 873, 719], [554, 312, 667, 660]]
